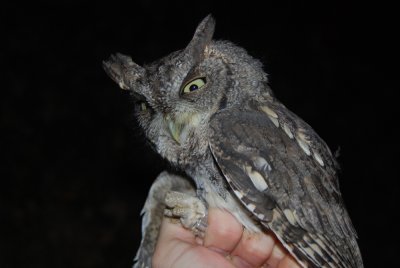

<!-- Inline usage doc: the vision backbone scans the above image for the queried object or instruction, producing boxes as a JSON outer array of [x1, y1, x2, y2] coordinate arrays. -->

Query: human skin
[[152, 208, 301, 268]]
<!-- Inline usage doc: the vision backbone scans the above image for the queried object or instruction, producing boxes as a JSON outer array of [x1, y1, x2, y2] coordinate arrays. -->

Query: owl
[[103, 15, 363, 268]]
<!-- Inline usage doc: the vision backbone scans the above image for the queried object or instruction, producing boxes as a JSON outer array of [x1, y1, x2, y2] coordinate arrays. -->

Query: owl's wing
[[208, 101, 363, 268]]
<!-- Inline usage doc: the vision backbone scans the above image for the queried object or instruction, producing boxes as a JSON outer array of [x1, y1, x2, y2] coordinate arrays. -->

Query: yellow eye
[[182, 78, 206, 94], [137, 102, 147, 112]]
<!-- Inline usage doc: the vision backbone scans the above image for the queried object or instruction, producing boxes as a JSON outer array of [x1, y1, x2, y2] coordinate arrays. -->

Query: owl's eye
[[182, 77, 206, 94], [140, 102, 147, 111], [136, 101, 148, 112]]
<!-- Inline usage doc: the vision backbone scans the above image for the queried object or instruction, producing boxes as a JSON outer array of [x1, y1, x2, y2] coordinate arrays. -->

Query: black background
[[2, 1, 398, 267]]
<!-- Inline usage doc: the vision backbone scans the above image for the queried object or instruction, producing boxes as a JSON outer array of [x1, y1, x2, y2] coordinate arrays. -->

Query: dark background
[[2, 1, 398, 267]]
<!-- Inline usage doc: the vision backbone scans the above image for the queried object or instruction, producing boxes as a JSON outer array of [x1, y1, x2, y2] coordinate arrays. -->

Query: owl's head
[[103, 15, 270, 165]]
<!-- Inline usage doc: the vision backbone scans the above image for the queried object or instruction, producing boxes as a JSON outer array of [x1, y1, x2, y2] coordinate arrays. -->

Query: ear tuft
[[185, 14, 216, 60], [193, 14, 215, 44], [103, 53, 145, 90]]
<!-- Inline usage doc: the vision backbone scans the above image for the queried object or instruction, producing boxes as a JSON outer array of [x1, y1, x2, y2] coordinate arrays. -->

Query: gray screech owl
[[103, 15, 363, 268]]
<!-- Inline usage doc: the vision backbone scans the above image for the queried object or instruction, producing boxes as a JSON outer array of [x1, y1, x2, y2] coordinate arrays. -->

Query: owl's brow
[[180, 67, 203, 87]]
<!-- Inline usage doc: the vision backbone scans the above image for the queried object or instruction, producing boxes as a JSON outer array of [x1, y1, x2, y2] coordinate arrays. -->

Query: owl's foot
[[164, 191, 208, 237]]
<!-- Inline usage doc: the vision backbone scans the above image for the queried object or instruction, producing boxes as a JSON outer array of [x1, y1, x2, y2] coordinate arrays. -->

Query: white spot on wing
[[283, 124, 294, 139], [269, 116, 279, 127], [292, 210, 302, 223], [245, 166, 268, 191], [253, 157, 272, 172], [309, 242, 324, 257], [118, 81, 128, 90], [313, 152, 324, 166], [260, 105, 278, 118], [296, 132, 311, 156], [246, 203, 256, 212], [283, 209, 297, 225], [260, 105, 279, 127], [303, 247, 315, 258], [233, 189, 244, 199], [270, 210, 310, 268]]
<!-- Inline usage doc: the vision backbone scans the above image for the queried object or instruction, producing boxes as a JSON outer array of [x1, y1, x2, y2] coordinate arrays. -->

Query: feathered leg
[[133, 171, 197, 268]]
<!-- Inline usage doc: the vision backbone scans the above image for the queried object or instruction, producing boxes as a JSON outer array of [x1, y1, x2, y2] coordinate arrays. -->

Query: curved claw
[[164, 190, 208, 237]]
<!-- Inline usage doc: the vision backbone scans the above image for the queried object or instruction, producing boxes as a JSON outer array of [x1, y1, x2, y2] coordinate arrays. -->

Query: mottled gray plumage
[[103, 15, 363, 268]]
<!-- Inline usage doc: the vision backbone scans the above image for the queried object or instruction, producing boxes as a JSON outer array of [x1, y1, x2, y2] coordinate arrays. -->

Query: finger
[[153, 218, 195, 267], [172, 246, 236, 268], [263, 239, 287, 268], [277, 255, 301, 268], [153, 216, 236, 268], [230, 230, 275, 267], [203, 208, 243, 255]]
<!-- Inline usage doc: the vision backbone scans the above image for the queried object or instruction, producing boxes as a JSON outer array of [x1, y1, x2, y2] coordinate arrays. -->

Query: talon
[[164, 209, 173, 217], [192, 214, 208, 237], [172, 207, 186, 216], [196, 215, 208, 233], [163, 190, 208, 237]]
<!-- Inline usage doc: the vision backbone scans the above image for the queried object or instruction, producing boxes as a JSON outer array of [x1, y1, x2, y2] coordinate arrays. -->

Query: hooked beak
[[164, 113, 202, 145], [165, 115, 183, 144]]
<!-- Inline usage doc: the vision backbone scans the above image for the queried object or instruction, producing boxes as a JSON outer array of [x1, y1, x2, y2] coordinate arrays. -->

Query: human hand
[[152, 208, 301, 268]]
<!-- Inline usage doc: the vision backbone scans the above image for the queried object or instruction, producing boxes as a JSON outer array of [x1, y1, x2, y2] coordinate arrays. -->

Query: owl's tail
[[263, 209, 363, 268]]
